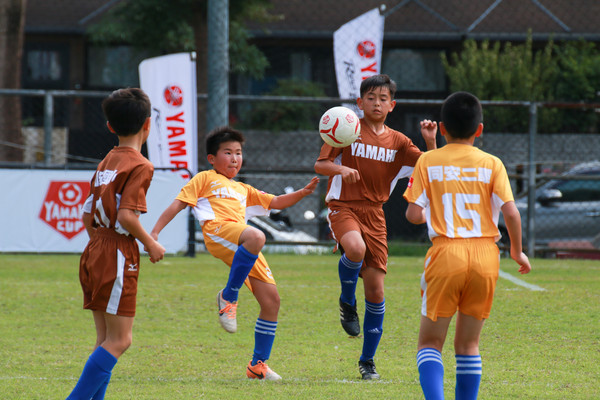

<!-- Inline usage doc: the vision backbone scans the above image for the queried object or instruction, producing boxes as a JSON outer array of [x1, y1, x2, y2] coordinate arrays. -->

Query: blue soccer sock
[[417, 348, 445, 400], [91, 375, 110, 400], [251, 318, 278, 365], [67, 346, 118, 400], [360, 299, 385, 362], [338, 254, 362, 305], [222, 245, 258, 302], [455, 354, 482, 400]]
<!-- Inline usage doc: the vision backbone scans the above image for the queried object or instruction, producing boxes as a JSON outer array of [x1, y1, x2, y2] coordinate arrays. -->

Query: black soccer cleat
[[358, 359, 380, 380], [339, 298, 360, 337]]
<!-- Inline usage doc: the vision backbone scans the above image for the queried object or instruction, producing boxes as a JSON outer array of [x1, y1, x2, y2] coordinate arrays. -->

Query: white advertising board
[[0, 169, 188, 254]]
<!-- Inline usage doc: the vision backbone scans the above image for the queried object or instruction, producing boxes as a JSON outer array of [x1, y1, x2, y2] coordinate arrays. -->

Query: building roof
[[25, 0, 121, 34], [25, 0, 600, 41], [249, 0, 600, 42]]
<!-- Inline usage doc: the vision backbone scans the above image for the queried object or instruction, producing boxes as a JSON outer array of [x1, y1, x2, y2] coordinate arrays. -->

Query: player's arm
[[82, 211, 95, 238], [118, 208, 165, 263], [270, 176, 319, 209], [420, 119, 437, 151], [406, 203, 426, 225], [150, 199, 188, 240], [500, 201, 532, 274], [314, 159, 360, 184]]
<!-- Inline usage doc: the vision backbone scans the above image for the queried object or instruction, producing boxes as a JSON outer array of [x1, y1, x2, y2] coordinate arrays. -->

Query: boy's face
[[357, 87, 396, 123], [207, 140, 243, 179]]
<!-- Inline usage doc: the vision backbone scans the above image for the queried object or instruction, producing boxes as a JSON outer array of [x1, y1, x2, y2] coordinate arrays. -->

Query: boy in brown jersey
[[66, 88, 165, 400], [314, 74, 437, 379]]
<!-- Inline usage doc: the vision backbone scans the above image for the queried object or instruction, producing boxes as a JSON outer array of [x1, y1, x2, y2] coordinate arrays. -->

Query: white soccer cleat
[[217, 289, 238, 333]]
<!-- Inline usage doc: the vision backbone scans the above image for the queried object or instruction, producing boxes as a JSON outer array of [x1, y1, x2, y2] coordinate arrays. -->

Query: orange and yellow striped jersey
[[176, 169, 275, 226], [403, 144, 513, 241]]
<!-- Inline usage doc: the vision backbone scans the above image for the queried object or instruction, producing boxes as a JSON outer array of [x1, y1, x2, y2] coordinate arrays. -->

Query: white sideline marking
[[499, 270, 546, 291]]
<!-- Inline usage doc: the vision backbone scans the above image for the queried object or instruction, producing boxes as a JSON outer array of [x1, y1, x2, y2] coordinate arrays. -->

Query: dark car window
[[551, 178, 600, 202]]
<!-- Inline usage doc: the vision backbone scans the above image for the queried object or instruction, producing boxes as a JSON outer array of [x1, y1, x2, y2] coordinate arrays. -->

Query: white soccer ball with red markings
[[319, 106, 361, 148]]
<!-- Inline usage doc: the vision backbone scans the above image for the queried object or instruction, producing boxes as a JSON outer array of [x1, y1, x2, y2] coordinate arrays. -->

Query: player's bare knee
[[264, 292, 281, 312], [343, 240, 366, 261], [364, 288, 384, 303], [240, 227, 266, 254]]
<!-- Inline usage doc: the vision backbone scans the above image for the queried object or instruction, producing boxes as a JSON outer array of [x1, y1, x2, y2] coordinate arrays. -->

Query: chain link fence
[[2, 89, 600, 256], [3, 0, 600, 255]]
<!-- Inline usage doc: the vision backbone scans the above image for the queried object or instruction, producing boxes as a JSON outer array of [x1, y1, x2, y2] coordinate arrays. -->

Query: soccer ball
[[319, 106, 361, 148]]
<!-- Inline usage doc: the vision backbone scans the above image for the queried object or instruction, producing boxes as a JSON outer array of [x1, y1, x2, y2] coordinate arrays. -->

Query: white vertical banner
[[333, 8, 385, 117], [139, 52, 198, 180]]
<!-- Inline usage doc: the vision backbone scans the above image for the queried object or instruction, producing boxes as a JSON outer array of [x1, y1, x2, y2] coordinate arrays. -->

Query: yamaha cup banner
[[0, 169, 188, 253], [333, 8, 385, 117], [139, 52, 198, 179]]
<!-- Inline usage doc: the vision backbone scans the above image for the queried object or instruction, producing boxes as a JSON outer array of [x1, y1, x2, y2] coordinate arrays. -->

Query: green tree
[[442, 35, 600, 133], [87, 0, 274, 79], [442, 35, 558, 133], [552, 40, 600, 133]]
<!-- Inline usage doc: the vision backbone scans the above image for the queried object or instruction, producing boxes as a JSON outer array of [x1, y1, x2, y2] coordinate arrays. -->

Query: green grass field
[[0, 252, 598, 399]]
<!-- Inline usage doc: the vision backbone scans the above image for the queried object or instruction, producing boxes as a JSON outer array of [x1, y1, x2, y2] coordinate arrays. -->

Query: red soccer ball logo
[[357, 40, 376, 59], [164, 85, 183, 107]]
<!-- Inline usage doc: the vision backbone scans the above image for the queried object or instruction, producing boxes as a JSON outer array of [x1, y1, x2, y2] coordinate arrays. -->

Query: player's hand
[[147, 240, 166, 263], [340, 166, 360, 184], [302, 176, 320, 195], [420, 119, 438, 142], [511, 251, 531, 274]]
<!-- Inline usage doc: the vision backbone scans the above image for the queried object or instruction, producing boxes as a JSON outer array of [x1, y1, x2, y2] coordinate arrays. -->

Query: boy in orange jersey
[[151, 126, 319, 380], [67, 88, 165, 400], [404, 91, 531, 399], [314, 74, 437, 379]]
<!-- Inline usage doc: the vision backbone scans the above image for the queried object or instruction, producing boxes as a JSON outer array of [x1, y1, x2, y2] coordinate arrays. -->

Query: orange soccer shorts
[[420, 237, 500, 321], [202, 219, 276, 291], [327, 200, 388, 272], [79, 228, 140, 317]]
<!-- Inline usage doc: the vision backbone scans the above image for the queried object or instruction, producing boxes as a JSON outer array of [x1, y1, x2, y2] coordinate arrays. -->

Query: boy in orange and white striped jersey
[[403, 92, 531, 400], [151, 126, 318, 380]]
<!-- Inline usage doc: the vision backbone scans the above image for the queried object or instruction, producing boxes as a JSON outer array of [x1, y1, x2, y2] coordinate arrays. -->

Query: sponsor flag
[[139, 53, 197, 179], [333, 8, 385, 117]]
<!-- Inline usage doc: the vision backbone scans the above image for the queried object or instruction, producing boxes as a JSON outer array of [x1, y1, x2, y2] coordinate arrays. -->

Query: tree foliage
[[442, 35, 600, 133], [87, 0, 275, 79]]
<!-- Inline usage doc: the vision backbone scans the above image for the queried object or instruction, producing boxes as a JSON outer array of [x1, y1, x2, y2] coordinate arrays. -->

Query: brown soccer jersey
[[317, 121, 422, 205], [84, 147, 154, 234], [79, 146, 154, 316]]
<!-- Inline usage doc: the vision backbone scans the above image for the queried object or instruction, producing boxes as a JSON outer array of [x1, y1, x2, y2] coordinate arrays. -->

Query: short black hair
[[440, 91, 482, 139], [102, 88, 151, 136], [205, 126, 245, 156], [360, 74, 397, 98]]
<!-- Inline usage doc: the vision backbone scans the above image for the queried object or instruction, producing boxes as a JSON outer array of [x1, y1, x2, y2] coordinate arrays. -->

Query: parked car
[[196, 212, 328, 254], [498, 161, 600, 248]]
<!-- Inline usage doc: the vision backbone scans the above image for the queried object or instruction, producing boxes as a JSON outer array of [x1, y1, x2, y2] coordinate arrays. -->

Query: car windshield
[[538, 169, 600, 202]]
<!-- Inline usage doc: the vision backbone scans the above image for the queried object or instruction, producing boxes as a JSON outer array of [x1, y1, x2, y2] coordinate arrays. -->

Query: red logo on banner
[[164, 85, 183, 107], [39, 181, 90, 239], [357, 40, 376, 59]]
